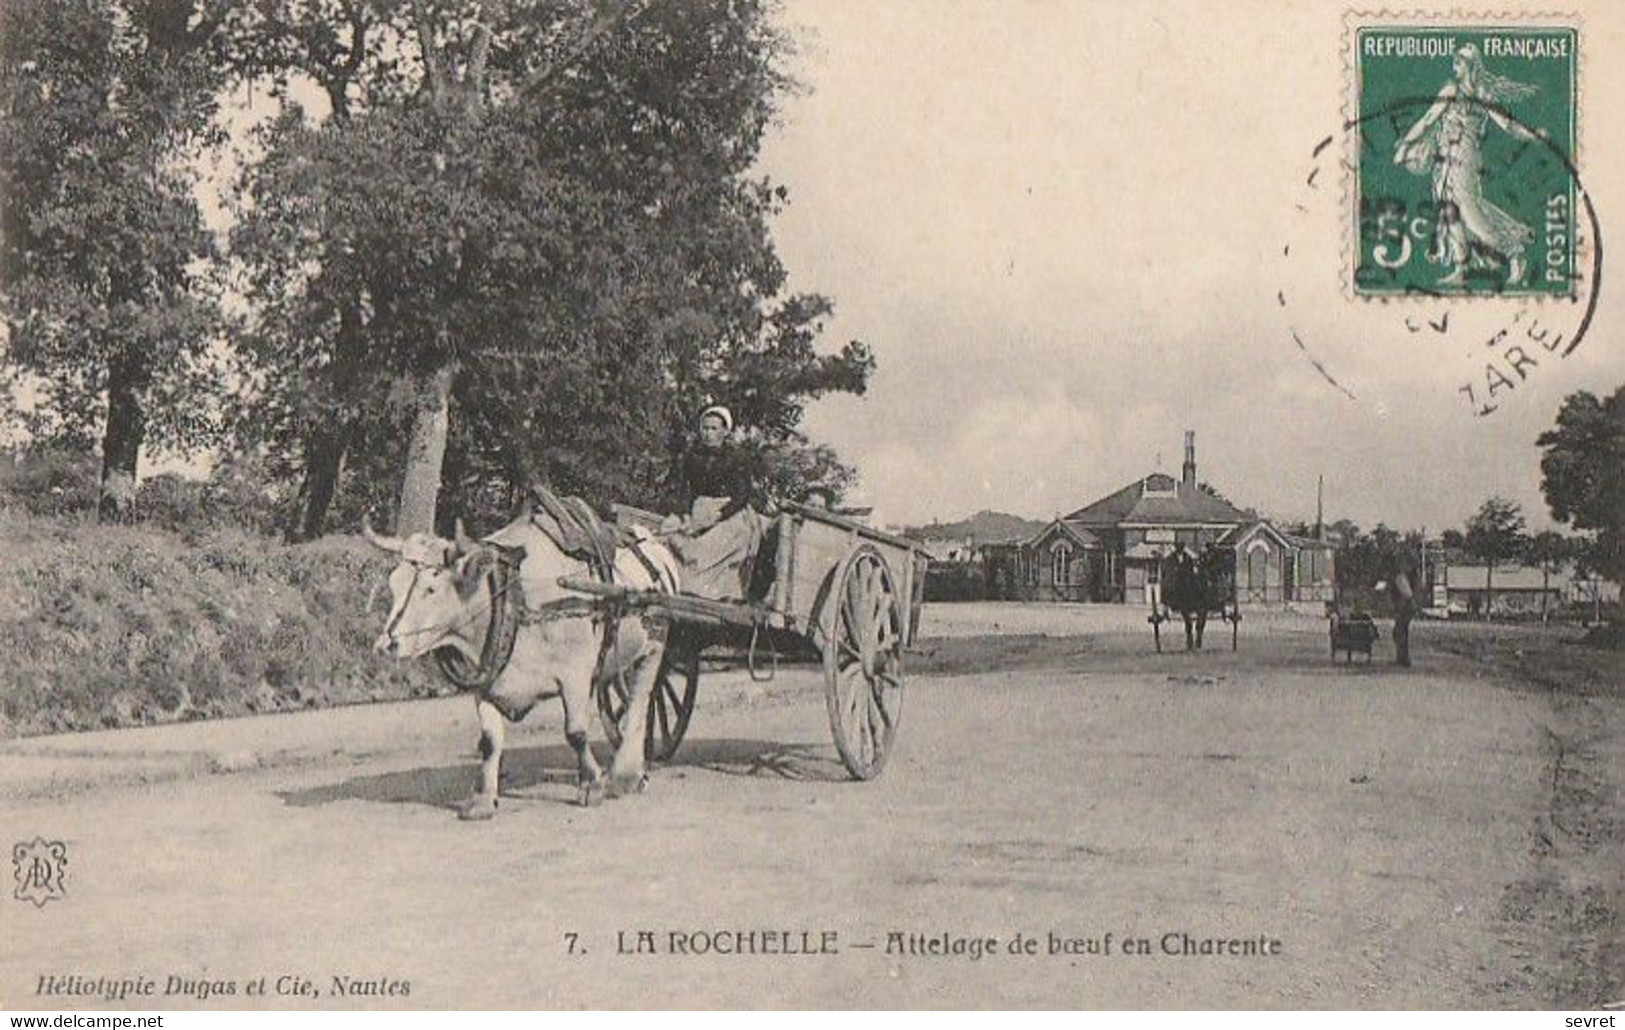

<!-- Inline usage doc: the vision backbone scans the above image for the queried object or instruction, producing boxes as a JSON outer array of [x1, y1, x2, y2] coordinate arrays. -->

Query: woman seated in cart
[[661, 405, 765, 601]]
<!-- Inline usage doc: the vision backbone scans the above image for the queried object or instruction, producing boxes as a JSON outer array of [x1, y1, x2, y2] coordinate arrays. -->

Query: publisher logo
[[13, 837, 68, 907]]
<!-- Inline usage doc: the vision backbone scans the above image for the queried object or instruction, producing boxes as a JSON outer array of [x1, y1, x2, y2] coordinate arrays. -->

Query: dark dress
[[671, 444, 763, 600], [679, 445, 756, 521]]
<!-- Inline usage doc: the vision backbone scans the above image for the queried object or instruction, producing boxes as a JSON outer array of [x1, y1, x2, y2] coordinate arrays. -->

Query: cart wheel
[[821, 544, 905, 780], [598, 632, 700, 763]]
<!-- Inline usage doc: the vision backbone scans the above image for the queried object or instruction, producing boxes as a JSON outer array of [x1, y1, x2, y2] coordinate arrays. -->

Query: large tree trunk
[[289, 427, 349, 542], [389, 2, 509, 535], [288, 303, 365, 541], [283, 12, 370, 543], [396, 363, 456, 534], [98, 350, 150, 523]]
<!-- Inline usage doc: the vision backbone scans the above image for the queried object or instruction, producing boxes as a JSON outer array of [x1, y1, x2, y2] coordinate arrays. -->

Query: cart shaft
[[557, 576, 775, 630]]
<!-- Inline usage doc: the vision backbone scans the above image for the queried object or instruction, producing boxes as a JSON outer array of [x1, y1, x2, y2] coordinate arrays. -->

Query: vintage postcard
[[2, 0, 1621, 1013]]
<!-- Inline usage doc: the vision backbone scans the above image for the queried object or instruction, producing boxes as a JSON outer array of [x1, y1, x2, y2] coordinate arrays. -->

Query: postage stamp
[[1349, 19, 1579, 297], [1274, 13, 1601, 417]]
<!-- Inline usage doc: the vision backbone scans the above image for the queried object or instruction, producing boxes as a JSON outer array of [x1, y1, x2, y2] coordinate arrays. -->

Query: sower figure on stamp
[[661, 405, 764, 601], [1393, 43, 1545, 287], [1381, 553, 1419, 668]]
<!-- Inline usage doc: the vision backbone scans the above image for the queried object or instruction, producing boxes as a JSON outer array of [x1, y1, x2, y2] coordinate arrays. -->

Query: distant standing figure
[[1162, 543, 1203, 651], [1195, 542, 1230, 645], [801, 485, 836, 511], [1385, 555, 1418, 667]]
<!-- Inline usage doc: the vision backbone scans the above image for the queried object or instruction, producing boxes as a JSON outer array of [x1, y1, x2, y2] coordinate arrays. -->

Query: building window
[[1142, 473, 1177, 497], [1053, 543, 1073, 586]]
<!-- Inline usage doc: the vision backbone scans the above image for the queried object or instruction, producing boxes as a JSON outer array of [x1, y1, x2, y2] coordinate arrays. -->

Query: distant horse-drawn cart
[[566, 503, 928, 780], [1149, 596, 1242, 653], [1149, 547, 1241, 653]]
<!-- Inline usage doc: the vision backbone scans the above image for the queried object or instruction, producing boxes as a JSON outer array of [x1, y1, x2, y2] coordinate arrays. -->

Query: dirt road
[[3, 606, 1619, 1008]]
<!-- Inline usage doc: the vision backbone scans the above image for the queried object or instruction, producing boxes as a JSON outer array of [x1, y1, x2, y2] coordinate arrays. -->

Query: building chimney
[[1182, 430, 1197, 487], [1316, 474, 1324, 540]]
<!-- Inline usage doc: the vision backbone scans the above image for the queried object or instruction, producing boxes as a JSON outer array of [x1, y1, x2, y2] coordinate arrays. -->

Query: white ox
[[365, 514, 680, 819]]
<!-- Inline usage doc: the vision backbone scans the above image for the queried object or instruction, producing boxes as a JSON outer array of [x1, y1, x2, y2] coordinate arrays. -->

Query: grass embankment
[[0, 509, 445, 738], [1425, 619, 1625, 701]]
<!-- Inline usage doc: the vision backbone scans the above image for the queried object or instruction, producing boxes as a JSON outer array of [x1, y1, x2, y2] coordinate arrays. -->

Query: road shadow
[[674, 737, 848, 782], [276, 742, 584, 813], [276, 736, 847, 814]]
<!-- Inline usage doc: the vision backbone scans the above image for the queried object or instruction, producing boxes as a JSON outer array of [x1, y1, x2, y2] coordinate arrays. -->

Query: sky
[[755, 0, 1625, 532]]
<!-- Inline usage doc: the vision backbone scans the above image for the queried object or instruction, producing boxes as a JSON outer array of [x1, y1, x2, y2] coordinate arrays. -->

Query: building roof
[[1028, 519, 1103, 550], [1064, 474, 1253, 528], [1443, 564, 1569, 591], [1283, 532, 1336, 550], [1220, 520, 1295, 550]]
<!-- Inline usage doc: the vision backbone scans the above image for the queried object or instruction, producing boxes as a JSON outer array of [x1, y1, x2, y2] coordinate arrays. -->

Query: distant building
[[1438, 563, 1621, 616], [982, 432, 1335, 607], [913, 536, 980, 563]]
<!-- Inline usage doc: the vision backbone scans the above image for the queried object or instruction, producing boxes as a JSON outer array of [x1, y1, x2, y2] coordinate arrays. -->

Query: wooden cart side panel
[[769, 512, 795, 621], [775, 515, 853, 637], [909, 552, 929, 644], [773, 513, 922, 640]]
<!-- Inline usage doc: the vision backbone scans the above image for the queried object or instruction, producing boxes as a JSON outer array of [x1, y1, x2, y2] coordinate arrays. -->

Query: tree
[[1330, 520, 1367, 602], [1464, 496, 1527, 617], [1371, 523, 1403, 562], [1568, 535, 1616, 624], [0, 0, 230, 520], [1526, 530, 1573, 623], [1538, 385, 1625, 593], [231, 0, 872, 539], [1332, 521, 1413, 604], [219, 0, 398, 541]]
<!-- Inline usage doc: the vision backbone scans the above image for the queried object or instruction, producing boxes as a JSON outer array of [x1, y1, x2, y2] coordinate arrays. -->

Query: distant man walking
[[1384, 555, 1419, 667]]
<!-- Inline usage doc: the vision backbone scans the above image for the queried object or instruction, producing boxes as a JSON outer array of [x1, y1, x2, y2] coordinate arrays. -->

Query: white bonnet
[[699, 405, 733, 431]]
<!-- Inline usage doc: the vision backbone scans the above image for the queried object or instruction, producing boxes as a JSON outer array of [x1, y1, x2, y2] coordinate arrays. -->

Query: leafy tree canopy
[[229, 0, 871, 533], [1538, 384, 1625, 584], [0, 0, 229, 474], [1464, 495, 1527, 566]]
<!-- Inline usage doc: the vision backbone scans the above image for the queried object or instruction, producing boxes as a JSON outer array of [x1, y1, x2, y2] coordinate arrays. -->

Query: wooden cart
[[1148, 597, 1242, 652], [564, 503, 928, 780], [1329, 612, 1379, 663]]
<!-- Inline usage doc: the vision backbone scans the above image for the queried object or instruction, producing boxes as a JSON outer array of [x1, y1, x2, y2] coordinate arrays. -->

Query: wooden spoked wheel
[[821, 544, 905, 780], [598, 632, 700, 763]]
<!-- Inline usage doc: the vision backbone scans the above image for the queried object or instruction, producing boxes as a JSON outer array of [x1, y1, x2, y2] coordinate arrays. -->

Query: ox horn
[[361, 514, 404, 554], [453, 518, 476, 556]]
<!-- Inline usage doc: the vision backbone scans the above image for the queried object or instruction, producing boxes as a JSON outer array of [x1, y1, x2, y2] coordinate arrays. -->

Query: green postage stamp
[[1350, 19, 1579, 297]]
